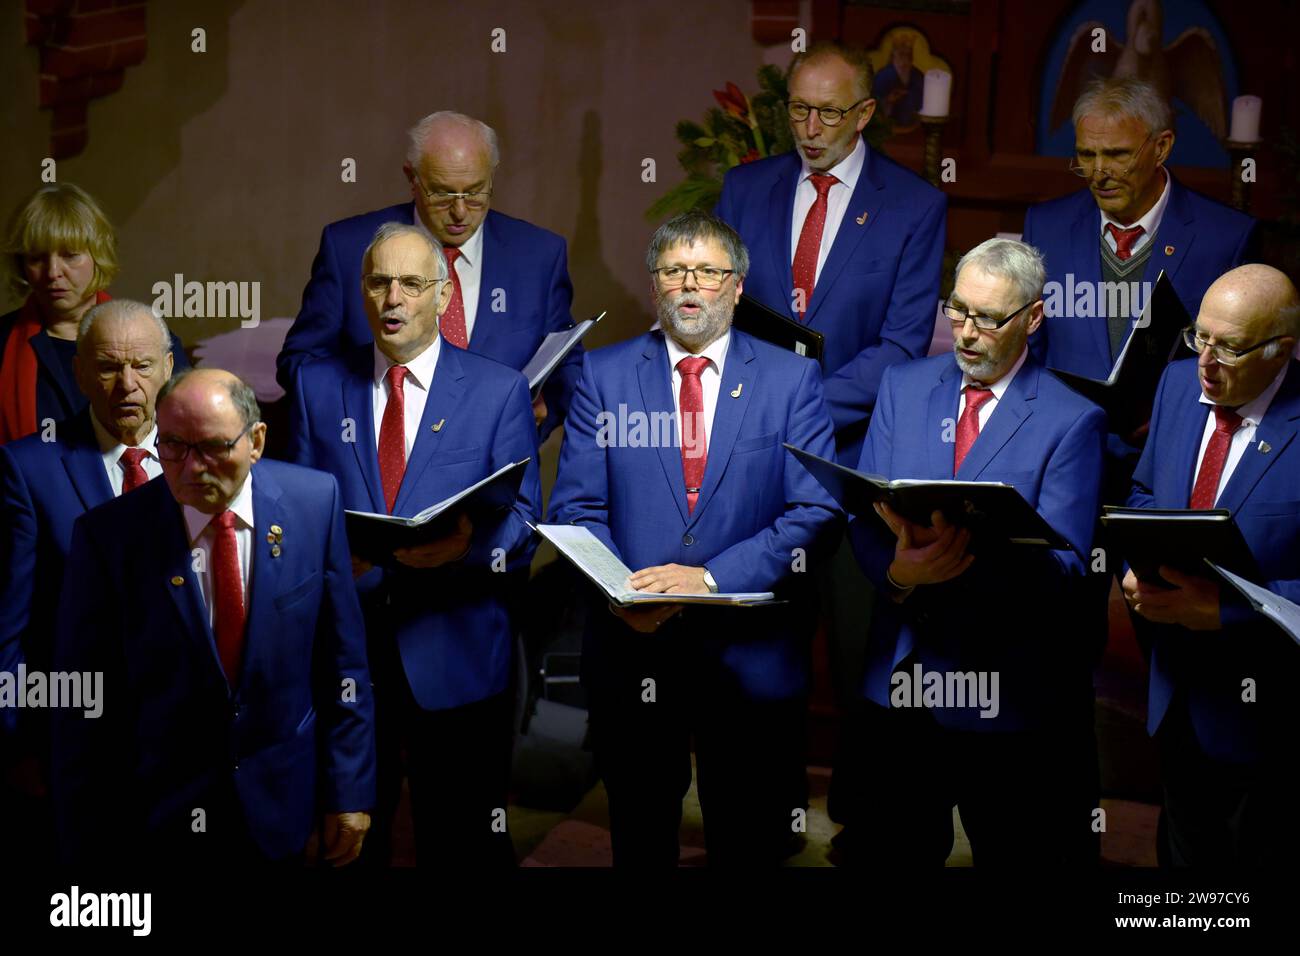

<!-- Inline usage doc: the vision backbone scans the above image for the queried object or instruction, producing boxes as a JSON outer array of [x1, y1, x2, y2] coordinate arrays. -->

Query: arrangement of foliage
[[646, 64, 892, 221]]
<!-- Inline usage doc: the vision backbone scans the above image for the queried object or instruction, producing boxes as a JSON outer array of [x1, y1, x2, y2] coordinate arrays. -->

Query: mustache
[[380, 307, 408, 322]]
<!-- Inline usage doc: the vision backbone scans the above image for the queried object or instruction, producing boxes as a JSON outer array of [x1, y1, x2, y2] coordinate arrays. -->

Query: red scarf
[[0, 289, 111, 444]]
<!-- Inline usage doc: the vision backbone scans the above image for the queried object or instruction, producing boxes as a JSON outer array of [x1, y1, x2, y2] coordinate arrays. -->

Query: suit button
[[683, 534, 694, 546]]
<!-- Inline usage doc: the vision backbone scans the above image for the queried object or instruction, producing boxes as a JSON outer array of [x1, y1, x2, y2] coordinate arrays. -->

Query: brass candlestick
[[919, 114, 948, 187], [1224, 139, 1258, 214]]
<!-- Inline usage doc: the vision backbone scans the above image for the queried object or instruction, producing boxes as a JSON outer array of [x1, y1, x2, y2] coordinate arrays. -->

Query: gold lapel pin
[[266, 533, 275, 544], [1164, 245, 1175, 256], [730, 383, 744, 398], [271, 545, 282, 558], [856, 211, 869, 225], [170, 575, 184, 587], [270, 524, 283, 536], [1259, 441, 1272, 454], [431, 419, 445, 432]]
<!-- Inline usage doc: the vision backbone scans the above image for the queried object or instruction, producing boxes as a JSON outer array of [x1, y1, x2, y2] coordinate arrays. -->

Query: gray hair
[[788, 40, 875, 102], [158, 368, 261, 428], [1264, 301, 1300, 359], [406, 111, 500, 169], [954, 238, 1047, 306], [76, 298, 172, 357], [645, 211, 750, 279], [363, 222, 449, 282], [1072, 76, 1173, 136]]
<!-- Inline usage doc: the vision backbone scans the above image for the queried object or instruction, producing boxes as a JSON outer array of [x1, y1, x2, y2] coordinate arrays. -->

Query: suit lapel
[[469, 212, 505, 354], [1143, 174, 1194, 294], [927, 361, 962, 477], [60, 413, 113, 510], [957, 359, 1037, 481], [393, 342, 468, 515], [239, 466, 287, 697], [1215, 364, 1300, 513], [766, 160, 799, 318], [689, 332, 756, 527], [157, 483, 224, 682], [1170, 386, 1208, 505], [1068, 199, 1112, 374], [342, 349, 385, 513], [804, 141, 885, 328], [636, 335, 689, 525]]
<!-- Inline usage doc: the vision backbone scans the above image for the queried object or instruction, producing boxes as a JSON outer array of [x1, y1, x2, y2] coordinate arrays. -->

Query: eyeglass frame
[[362, 273, 447, 298], [650, 265, 737, 290], [1068, 131, 1155, 180], [157, 420, 257, 465], [943, 297, 1037, 332], [1181, 325, 1288, 367], [411, 172, 493, 209], [786, 98, 870, 127]]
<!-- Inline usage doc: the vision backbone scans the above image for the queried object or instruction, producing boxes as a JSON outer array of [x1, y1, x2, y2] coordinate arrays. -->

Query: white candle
[[1228, 95, 1262, 143], [920, 70, 952, 118]]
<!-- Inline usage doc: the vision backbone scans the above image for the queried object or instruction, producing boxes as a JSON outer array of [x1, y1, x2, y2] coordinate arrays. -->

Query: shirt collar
[[90, 413, 158, 464], [373, 335, 441, 393], [1198, 361, 1290, 426], [961, 346, 1029, 400], [665, 329, 731, 377], [1100, 166, 1171, 238], [799, 134, 866, 192], [182, 467, 255, 545], [445, 221, 485, 269]]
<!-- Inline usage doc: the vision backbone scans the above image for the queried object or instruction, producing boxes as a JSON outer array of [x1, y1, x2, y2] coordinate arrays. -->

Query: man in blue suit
[[716, 41, 946, 462], [1122, 264, 1300, 865], [285, 222, 541, 867], [549, 212, 842, 866], [277, 111, 579, 440], [846, 238, 1107, 865], [51, 368, 375, 867], [1024, 77, 1256, 420], [0, 299, 176, 862]]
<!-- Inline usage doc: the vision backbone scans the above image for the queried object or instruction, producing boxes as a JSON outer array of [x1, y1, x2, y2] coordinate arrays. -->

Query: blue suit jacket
[[0, 412, 119, 743], [849, 353, 1107, 731], [1128, 359, 1300, 762], [51, 459, 376, 863], [716, 141, 947, 462], [275, 203, 580, 440], [1023, 176, 1258, 380], [284, 341, 541, 711], [547, 329, 843, 701]]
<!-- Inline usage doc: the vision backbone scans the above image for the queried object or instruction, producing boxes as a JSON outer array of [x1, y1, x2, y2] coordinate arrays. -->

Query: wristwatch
[[702, 568, 720, 593]]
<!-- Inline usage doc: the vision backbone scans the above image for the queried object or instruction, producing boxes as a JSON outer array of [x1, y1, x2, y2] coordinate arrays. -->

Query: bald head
[[1193, 264, 1299, 407], [156, 368, 265, 513], [73, 298, 174, 445], [403, 112, 497, 248]]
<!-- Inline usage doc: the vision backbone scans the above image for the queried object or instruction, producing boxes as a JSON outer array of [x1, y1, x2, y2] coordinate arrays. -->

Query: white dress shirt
[[959, 347, 1029, 430], [372, 337, 442, 460], [789, 135, 867, 284], [448, 223, 485, 344], [1100, 167, 1171, 258], [90, 414, 161, 496], [183, 473, 255, 630], [1193, 363, 1289, 505], [665, 331, 731, 451]]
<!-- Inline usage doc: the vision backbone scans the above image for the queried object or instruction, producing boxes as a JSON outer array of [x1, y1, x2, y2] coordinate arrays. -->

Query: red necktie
[[791, 173, 838, 320], [378, 364, 408, 514], [440, 247, 469, 348], [953, 385, 994, 475], [677, 357, 710, 515], [1105, 223, 1145, 261], [211, 510, 246, 688], [1189, 405, 1243, 509], [119, 446, 150, 493]]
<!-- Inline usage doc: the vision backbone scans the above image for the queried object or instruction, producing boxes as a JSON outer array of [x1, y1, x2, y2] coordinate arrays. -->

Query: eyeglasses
[[786, 99, 869, 127], [1068, 132, 1153, 179], [943, 298, 1035, 331], [362, 273, 445, 297], [651, 265, 736, 290], [1181, 326, 1285, 367], [413, 174, 492, 210], [157, 421, 256, 464]]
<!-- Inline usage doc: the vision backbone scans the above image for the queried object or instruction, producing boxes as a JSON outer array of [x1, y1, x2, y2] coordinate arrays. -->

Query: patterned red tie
[[119, 446, 150, 493], [1189, 405, 1243, 509], [791, 173, 838, 320], [378, 365, 408, 514], [440, 247, 469, 348], [677, 357, 710, 515], [1106, 223, 1145, 261], [211, 510, 246, 688], [953, 385, 994, 475]]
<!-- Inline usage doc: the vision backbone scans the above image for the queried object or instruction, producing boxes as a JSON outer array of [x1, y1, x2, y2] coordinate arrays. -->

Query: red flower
[[739, 148, 760, 164], [713, 81, 750, 120]]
